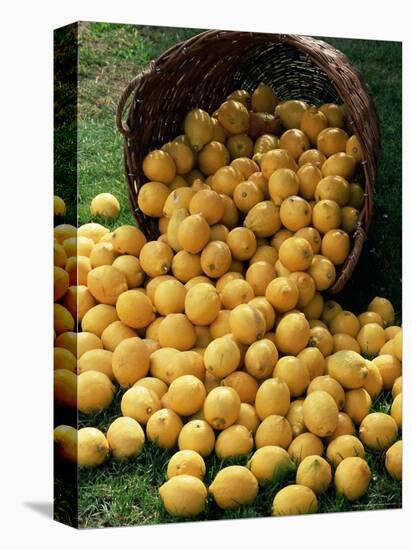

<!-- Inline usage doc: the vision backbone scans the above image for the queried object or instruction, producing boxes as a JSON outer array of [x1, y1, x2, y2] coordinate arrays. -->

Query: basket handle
[[116, 72, 145, 137]]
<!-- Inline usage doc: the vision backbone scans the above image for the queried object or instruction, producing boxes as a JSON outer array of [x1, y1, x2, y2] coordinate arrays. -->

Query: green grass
[[54, 22, 402, 528]]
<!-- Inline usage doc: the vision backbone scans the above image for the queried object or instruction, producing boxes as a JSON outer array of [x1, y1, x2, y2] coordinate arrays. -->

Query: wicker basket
[[116, 30, 380, 294]]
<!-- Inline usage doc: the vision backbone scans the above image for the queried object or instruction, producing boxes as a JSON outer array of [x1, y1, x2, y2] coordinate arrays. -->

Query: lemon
[[209, 466, 258, 509]]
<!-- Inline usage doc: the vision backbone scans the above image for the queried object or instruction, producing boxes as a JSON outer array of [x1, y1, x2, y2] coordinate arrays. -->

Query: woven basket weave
[[116, 30, 380, 294]]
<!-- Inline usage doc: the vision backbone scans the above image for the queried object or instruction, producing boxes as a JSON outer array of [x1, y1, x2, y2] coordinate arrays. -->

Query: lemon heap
[[53, 83, 402, 518]]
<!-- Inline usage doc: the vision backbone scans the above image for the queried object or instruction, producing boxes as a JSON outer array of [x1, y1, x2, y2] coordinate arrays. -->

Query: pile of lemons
[[53, 83, 402, 518]]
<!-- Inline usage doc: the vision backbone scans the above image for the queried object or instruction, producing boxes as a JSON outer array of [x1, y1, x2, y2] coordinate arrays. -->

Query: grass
[[54, 22, 402, 528]]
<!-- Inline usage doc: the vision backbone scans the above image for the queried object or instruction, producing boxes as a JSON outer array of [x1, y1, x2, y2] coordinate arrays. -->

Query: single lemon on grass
[[296, 455, 332, 494], [120, 385, 162, 425], [167, 450, 206, 480], [106, 416, 145, 460], [178, 419, 216, 457], [167, 375, 206, 416], [203, 386, 241, 430], [359, 412, 398, 450], [326, 435, 365, 467], [209, 466, 258, 509], [248, 446, 295, 485], [90, 193, 120, 218], [215, 425, 254, 459], [77, 370, 115, 414], [272, 484, 318, 516], [146, 408, 183, 449], [334, 456, 371, 501], [288, 433, 324, 465], [159, 475, 207, 517], [255, 415, 293, 449], [77, 427, 109, 467]]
